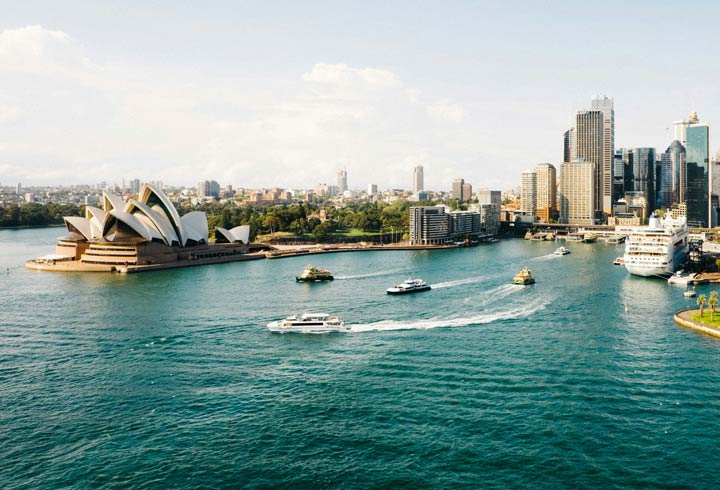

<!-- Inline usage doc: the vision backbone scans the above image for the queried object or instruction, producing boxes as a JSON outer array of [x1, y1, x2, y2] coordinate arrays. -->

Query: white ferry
[[386, 278, 431, 295], [267, 313, 349, 333], [620, 214, 688, 277]]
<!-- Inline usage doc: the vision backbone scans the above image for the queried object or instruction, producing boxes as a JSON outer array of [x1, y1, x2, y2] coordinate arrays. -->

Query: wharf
[[264, 243, 463, 259], [674, 308, 720, 339]]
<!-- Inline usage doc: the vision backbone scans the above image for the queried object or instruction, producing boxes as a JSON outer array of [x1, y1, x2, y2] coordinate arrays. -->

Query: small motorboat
[[613, 257, 624, 266], [683, 287, 696, 298], [554, 246, 571, 255]]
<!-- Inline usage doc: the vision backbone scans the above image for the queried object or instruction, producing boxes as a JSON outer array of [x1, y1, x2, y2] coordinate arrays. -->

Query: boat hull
[[386, 286, 432, 295], [296, 276, 334, 282], [267, 322, 349, 334]]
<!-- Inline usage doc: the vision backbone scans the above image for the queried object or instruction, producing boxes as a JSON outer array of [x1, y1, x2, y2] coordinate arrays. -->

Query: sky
[[1, 0, 719, 191]]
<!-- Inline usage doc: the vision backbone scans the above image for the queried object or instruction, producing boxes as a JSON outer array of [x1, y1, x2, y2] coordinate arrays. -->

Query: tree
[[262, 214, 280, 234], [710, 291, 719, 322], [697, 294, 707, 317]]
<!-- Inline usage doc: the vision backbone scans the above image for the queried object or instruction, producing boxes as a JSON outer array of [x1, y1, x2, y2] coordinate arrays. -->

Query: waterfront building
[[520, 170, 537, 217], [535, 163, 556, 222], [559, 162, 595, 225], [685, 123, 711, 227], [338, 169, 348, 194], [452, 178, 465, 201], [37, 184, 253, 271], [476, 189, 501, 234], [409, 206, 450, 245], [413, 165, 424, 194], [449, 211, 481, 237]]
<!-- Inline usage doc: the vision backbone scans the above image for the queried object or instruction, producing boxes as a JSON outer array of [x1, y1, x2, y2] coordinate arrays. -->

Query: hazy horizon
[[1, 1, 718, 191]]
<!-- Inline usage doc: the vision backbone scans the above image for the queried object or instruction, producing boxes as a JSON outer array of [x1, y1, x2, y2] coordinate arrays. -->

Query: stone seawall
[[674, 309, 720, 339]]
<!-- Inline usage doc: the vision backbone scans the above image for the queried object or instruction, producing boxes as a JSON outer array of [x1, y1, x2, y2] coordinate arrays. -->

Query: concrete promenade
[[674, 308, 720, 339]]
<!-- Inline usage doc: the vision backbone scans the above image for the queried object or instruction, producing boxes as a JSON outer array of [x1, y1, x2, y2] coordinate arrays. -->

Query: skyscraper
[[673, 112, 700, 146], [621, 148, 656, 210], [520, 170, 537, 215], [659, 140, 686, 208], [413, 165, 424, 194], [338, 169, 348, 194], [685, 123, 710, 227], [462, 182, 472, 201], [535, 163, 557, 222], [452, 178, 465, 200], [591, 96, 615, 213], [559, 162, 595, 225]]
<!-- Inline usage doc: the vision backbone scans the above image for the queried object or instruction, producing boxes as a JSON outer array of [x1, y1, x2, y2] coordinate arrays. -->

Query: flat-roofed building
[[535, 163, 556, 222], [410, 206, 450, 245], [560, 162, 595, 225]]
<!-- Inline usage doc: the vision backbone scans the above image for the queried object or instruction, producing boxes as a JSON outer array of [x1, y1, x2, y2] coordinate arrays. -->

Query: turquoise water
[[2, 227, 720, 489]]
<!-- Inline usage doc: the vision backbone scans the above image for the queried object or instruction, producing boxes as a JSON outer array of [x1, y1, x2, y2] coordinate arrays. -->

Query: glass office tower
[[685, 125, 710, 227]]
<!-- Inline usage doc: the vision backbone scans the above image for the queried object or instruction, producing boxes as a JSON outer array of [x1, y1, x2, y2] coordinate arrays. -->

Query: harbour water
[[3, 227, 720, 488]]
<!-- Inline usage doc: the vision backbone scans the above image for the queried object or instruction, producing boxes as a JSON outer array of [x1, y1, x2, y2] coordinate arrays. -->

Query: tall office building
[[685, 123, 711, 227], [612, 150, 624, 204], [452, 178, 465, 200], [621, 148, 656, 210], [520, 170, 537, 215], [559, 162, 595, 225], [535, 163, 556, 222], [476, 189, 502, 232], [673, 112, 700, 146], [338, 169, 348, 194], [462, 182, 472, 201], [591, 96, 615, 213], [563, 128, 576, 163], [197, 180, 220, 198], [413, 165, 424, 194], [659, 140, 686, 208], [367, 183, 378, 197]]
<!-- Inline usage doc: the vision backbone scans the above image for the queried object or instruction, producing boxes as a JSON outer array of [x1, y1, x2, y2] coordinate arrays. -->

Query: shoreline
[[674, 308, 720, 339]]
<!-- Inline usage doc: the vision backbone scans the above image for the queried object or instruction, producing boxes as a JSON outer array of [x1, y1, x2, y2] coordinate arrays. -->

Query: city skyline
[[1, 2, 719, 190]]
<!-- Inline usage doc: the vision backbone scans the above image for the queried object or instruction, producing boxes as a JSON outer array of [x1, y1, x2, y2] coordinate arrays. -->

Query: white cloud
[[0, 25, 89, 73], [302, 63, 400, 87], [426, 99, 465, 123], [0, 104, 23, 124]]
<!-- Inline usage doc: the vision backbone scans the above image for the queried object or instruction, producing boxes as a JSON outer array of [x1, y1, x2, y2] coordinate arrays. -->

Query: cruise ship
[[621, 214, 688, 277]]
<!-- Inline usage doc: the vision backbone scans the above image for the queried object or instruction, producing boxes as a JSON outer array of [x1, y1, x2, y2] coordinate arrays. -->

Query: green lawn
[[690, 311, 720, 327]]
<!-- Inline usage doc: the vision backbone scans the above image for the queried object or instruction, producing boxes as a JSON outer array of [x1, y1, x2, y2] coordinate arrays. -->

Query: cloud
[[0, 25, 89, 73], [0, 104, 23, 124], [302, 63, 401, 87], [426, 99, 465, 123]]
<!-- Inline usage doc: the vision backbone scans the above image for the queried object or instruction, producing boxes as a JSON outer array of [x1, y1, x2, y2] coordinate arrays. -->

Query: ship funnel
[[648, 213, 661, 229]]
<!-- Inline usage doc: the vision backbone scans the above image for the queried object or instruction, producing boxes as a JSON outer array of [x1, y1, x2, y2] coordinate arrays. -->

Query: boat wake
[[464, 283, 524, 303], [335, 269, 403, 280], [349, 303, 545, 333], [432, 276, 485, 289], [531, 253, 559, 261]]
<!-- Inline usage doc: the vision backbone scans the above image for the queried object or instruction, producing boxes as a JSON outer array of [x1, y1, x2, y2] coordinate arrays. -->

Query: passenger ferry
[[267, 313, 349, 333], [620, 214, 688, 277], [513, 268, 535, 285], [296, 265, 334, 282], [386, 278, 431, 295]]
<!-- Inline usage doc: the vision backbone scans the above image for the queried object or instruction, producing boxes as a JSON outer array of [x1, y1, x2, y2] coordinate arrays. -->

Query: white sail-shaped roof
[[84, 206, 107, 240], [102, 192, 125, 213], [64, 216, 94, 241], [138, 184, 187, 246], [216, 225, 250, 244], [126, 200, 180, 246], [181, 211, 208, 244], [103, 210, 153, 242]]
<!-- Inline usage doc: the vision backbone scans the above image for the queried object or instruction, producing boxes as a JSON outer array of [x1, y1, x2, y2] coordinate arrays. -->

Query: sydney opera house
[[27, 184, 264, 272]]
